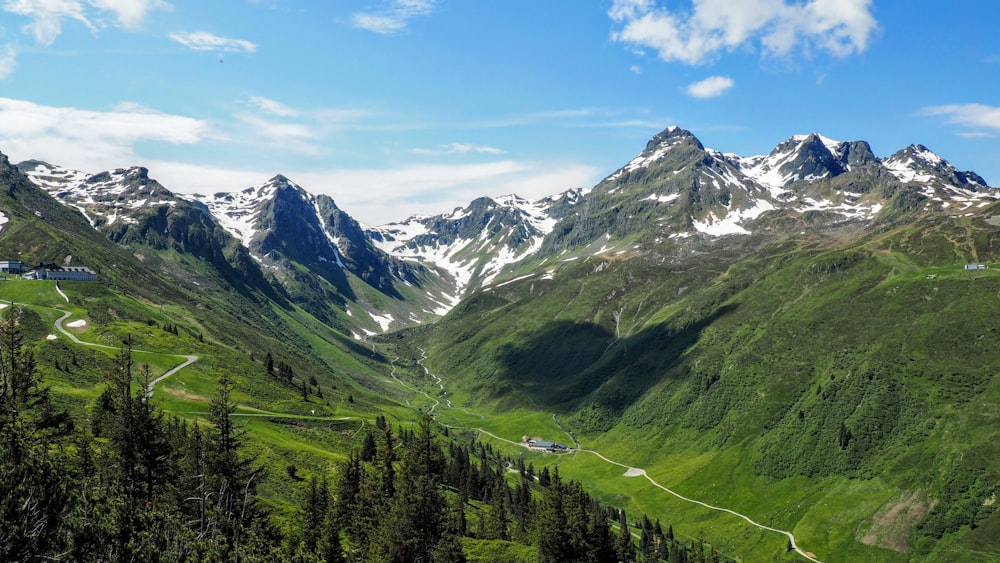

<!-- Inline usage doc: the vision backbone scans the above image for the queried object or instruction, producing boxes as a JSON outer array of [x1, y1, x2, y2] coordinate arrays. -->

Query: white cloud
[[248, 95, 298, 117], [608, 0, 878, 65], [629, 65, 642, 74], [2, 0, 167, 45], [226, 98, 382, 156], [0, 44, 16, 78], [153, 159, 600, 226], [169, 31, 257, 53], [3, 0, 95, 45], [353, 0, 436, 35], [231, 113, 322, 155], [921, 103, 1000, 132], [88, 0, 170, 29], [0, 97, 206, 170], [410, 143, 504, 155], [288, 161, 602, 225], [685, 75, 734, 98]]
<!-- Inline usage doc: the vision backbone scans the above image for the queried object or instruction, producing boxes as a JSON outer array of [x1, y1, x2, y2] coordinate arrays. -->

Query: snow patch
[[692, 198, 775, 236], [644, 193, 681, 204], [66, 319, 87, 328], [369, 312, 394, 332]]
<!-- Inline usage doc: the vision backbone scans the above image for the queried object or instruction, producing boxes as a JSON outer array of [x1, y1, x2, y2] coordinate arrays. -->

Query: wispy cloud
[[169, 31, 257, 53], [223, 96, 385, 156], [3, 0, 95, 45], [685, 75, 734, 98], [88, 0, 170, 29], [353, 0, 436, 35], [248, 95, 298, 117], [0, 97, 206, 170], [155, 159, 601, 225], [921, 103, 1000, 133], [411, 143, 504, 156], [2, 0, 167, 45], [0, 44, 16, 79], [608, 0, 879, 65]]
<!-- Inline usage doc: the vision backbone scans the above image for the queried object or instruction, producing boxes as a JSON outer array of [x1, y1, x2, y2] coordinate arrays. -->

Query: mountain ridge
[[12, 125, 998, 332]]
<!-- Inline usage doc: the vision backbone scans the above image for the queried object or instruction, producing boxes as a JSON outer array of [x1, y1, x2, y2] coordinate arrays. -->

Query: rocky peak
[[605, 126, 708, 184], [839, 140, 878, 168], [884, 144, 989, 189], [644, 125, 705, 152]]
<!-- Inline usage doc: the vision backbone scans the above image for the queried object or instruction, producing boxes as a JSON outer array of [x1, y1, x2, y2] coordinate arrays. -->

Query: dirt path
[[580, 448, 820, 562], [52, 306, 199, 399], [379, 345, 822, 562]]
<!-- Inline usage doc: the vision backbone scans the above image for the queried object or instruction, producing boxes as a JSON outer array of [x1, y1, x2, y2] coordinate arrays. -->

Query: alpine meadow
[[1, 2, 999, 562]]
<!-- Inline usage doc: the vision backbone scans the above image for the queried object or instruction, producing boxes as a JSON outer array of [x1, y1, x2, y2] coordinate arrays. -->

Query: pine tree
[[481, 485, 510, 540], [0, 420, 73, 561], [360, 430, 378, 462], [535, 470, 570, 562], [381, 414, 446, 561], [615, 509, 637, 563], [432, 531, 467, 563], [208, 374, 261, 555], [0, 309, 71, 439]]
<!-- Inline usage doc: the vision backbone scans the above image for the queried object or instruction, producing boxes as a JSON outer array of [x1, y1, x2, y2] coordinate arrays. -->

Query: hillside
[[2, 123, 999, 561], [408, 129, 1000, 561]]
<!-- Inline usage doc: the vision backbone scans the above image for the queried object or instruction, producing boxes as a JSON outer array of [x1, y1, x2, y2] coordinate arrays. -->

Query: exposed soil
[[858, 490, 931, 553]]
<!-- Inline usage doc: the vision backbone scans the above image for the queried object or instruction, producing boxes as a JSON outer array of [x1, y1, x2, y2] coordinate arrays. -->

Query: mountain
[[402, 127, 1000, 561], [20, 165, 438, 334], [19, 161, 283, 306], [8, 125, 1000, 560], [367, 190, 585, 310]]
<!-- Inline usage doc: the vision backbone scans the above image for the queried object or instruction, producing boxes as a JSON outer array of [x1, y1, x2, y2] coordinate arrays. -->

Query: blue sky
[[1, 1, 998, 224]]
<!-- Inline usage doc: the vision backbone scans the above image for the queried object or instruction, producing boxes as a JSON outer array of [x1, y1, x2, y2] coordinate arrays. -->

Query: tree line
[[0, 305, 724, 562]]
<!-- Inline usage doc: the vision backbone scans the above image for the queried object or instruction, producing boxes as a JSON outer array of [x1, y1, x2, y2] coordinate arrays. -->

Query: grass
[[408, 225, 1000, 562]]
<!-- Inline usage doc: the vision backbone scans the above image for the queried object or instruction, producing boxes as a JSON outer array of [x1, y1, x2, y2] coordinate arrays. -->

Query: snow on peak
[[791, 132, 843, 156], [21, 162, 173, 226], [191, 177, 290, 252], [605, 127, 701, 183], [882, 145, 990, 190], [739, 132, 845, 193]]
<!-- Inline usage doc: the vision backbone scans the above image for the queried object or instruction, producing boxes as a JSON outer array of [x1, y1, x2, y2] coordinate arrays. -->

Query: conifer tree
[[360, 429, 378, 462], [207, 374, 261, 556], [535, 470, 570, 562], [615, 509, 637, 563], [381, 414, 446, 561]]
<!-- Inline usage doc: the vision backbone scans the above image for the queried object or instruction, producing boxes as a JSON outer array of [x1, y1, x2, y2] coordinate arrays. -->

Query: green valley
[[1, 122, 999, 562]]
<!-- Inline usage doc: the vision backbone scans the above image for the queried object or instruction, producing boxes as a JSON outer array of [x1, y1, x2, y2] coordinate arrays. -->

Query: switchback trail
[[52, 306, 199, 398]]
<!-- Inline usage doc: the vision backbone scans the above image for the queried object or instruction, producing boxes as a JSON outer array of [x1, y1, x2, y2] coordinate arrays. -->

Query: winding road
[[385, 346, 822, 562], [52, 305, 199, 399]]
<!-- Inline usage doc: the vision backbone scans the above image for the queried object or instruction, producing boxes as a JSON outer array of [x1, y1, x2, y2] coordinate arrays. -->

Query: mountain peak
[[604, 126, 706, 183], [645, 125, 704, 152], [883, 144, 988, 188]]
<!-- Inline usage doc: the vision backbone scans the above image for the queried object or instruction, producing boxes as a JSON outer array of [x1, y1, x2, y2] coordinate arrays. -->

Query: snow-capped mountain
[[541, 126, 996, 259], [20, 162, 182, 228], [13, 124, 997, 332], [883, 144, 989, 189], [366, 190, 585, 310], [737, 133, 879, 194]]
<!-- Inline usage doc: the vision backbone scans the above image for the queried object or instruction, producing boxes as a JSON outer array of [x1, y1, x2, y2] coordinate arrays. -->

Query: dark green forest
[[1, 306, 720, 562]]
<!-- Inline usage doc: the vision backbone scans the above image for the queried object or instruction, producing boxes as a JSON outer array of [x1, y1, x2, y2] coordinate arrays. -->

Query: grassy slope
[[411, 212, 1000, 561], [0, 277, 414, 521]]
